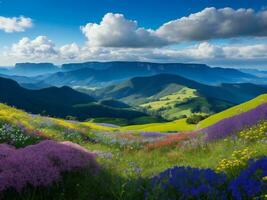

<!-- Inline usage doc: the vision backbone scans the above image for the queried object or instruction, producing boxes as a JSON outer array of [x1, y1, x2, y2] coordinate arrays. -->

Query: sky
[[1, 0, 267, 68]]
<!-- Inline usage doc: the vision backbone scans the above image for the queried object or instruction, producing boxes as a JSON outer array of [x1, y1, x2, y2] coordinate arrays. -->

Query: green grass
[[140, 87, 204, 120], [140, 87, 197, 110], [198, 94, 267, 129], [120, 118, 195, 132]]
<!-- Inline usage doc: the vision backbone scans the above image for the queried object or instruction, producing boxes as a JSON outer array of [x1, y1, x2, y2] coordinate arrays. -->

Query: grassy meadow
[[0, 95, 267, 199]]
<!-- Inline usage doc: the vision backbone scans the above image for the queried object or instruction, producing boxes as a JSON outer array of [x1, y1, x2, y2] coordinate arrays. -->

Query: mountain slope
[[94, 74, 267, 120], [0, 77, 150, 121], [198, 94, 267, 129]]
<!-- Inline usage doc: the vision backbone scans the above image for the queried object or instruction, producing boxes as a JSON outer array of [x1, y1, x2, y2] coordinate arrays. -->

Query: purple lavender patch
[[140, 132, 166, 137], [202, 103, 267, 141], [0, 140, 99, 192]]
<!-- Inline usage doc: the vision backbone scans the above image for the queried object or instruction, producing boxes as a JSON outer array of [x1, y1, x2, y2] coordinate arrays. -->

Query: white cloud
[[9, 36, 58, 60], [0, 16, 33, 33], [5, 38, 267, 67], [81, 13, 168, 48], [80, 8, 267, 48], [157, 7, 267, 42]]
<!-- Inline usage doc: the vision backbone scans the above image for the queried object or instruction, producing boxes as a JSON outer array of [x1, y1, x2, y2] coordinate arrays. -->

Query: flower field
[[0, 96, 267, 200]]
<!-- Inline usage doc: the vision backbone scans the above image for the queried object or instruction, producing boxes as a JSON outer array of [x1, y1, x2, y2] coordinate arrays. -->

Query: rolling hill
[[0, 77, 154, 122], [94, 74, 267, 120]]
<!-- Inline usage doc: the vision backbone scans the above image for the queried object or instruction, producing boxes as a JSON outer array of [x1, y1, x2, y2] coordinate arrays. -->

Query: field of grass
[[120, 118, 195, 132], [139, 87, 208, 120], [140, 87, 197, 110], [0, 95, 267, 199]]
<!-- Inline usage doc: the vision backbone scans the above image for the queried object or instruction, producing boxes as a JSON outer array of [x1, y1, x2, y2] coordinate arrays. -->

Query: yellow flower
[[263, 176, 267, 181]]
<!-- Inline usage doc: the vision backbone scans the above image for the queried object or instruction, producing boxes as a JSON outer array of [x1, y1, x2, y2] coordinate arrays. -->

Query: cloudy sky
[[1, 0, 267, 68]]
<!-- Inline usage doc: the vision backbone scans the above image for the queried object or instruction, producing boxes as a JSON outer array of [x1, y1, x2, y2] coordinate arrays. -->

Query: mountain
[[62, 61, 111, 71], [37, 61, 259, 87], [0, 73, 51, 89], [14, 63, 61, 76], [93, 74, 267, 120], [0, 63, 61, 77], [240, 68, 267, 78], [0, 77, 153, 122]]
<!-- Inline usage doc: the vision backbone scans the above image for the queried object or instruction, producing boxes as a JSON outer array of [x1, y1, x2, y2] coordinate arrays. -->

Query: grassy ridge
[[198, 94, 267, 129]]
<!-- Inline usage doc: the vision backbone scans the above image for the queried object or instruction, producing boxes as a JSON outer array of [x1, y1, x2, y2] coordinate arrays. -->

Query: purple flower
[[202, 104, 267, 141], [140, 132, 166, 137], [228, 157, 267, 200], [0, 140, 99, 192], [148, 166, 228, 199]]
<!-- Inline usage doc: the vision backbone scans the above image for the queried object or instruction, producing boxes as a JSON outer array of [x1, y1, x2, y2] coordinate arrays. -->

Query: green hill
[[95, 74, 267, 121]]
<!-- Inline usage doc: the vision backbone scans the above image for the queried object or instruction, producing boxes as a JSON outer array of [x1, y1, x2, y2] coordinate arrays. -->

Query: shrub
[[0, 140, 99, 192], [186, 114, 208, 124]]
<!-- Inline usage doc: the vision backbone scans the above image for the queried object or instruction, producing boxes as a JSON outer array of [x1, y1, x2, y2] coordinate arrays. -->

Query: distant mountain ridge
[[0, 61, 264, 89], [0, 63, 60, 77], [37, 61, 259, 87]]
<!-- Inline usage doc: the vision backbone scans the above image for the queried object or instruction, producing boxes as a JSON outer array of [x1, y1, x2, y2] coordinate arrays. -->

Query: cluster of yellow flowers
[[216, 148, 256, 172], [239, 121, 267, 141]]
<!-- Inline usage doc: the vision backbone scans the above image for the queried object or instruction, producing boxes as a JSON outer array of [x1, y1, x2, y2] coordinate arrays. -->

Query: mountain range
[[0, 61, 265, 89]]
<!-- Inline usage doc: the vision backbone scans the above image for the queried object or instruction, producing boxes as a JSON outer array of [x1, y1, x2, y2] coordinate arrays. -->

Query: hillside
[[94, 74, 267, 120], [0, 77, 152, 122], [198, 94, 267, 129]]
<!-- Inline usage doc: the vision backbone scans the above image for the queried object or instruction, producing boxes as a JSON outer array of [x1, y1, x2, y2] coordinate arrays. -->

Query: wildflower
[[202, 104, 267, 141]]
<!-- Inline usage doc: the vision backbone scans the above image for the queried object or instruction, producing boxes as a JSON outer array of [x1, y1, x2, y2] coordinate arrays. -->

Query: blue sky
[[1, 0, 267, 67]]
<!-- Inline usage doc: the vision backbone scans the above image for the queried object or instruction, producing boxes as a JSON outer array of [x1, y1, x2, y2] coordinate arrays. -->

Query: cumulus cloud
[[157, 7, 267, 42], [9, 36, 58, 60], [0, 16, 33, 33], [80, 8, 267, 48], [80, 13, 168, 48], [5, 35, 267, 67]]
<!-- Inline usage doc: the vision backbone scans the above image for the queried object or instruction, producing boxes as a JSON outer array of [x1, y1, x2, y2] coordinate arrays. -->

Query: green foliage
[[186, 114, 208, 124]]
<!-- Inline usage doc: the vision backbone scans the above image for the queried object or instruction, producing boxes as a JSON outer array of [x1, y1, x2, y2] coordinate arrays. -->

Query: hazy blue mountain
[[240, 68, 267, 78], [0, 74, 50, 89], [0, 63, 61, 77], [38, 61, 259, 87], [62, 61, 111, 71]]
